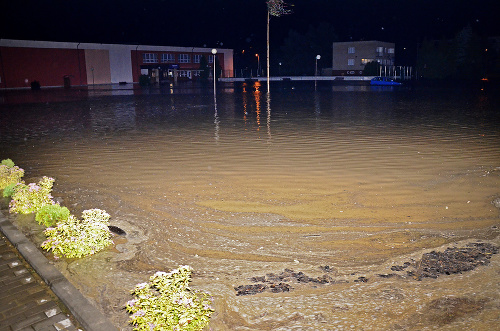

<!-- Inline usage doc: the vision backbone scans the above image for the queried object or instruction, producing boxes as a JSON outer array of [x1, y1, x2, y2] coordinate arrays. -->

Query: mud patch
[[394, 296, 487, 329]]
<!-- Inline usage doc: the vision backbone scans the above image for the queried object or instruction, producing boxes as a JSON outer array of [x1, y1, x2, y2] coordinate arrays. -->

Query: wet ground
[[1, 82, 499, 329]]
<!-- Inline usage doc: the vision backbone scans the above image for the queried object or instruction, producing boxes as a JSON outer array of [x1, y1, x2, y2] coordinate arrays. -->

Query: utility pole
[[267, 0, 292, 90]]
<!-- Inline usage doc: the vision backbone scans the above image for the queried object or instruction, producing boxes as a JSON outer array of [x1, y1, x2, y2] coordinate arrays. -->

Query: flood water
[[1, 82, 499, 330]]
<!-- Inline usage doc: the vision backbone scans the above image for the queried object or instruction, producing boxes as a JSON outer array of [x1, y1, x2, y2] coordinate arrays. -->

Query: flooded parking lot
[[1, 82, 499, 330]]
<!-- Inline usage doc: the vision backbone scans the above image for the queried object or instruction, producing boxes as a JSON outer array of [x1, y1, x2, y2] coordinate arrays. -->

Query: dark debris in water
[[235, 268, 334, 296], [108, 225, 126, 236], [387, 242, 498, 281]]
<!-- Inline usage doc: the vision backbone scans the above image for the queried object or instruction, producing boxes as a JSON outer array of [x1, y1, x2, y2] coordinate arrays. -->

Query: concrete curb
[[0, 213, 119, 331]]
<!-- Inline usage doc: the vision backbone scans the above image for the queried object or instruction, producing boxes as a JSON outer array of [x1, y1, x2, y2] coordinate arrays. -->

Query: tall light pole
[[315, 55, 321, 76], [255, 54, 260, 76], [211, 49, 217, 95]]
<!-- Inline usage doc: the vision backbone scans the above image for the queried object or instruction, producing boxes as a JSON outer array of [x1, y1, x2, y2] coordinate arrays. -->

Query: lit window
[[193, 55, 202, 63], [161, 53, 175, 63], [348, 47, 355, 54], [376, 46, 384, 55], [361, 59, 373, 65], [143, 53, 158, 63], [388, 48, 395, 54], [208, 55, 214, 63], [178, 54, 191, 63], [348, 59, 355, 66]]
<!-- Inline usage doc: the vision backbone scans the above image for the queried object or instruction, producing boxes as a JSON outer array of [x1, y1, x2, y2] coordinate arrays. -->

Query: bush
[[1, 158, 15, 168], [139, 74, 151, 87], [0, 162, 24, 189], [9, 176, 55, 214], [31, 80, 41, 90], [35, 204, 71, 227], [2, 183, 16, 198], [41, 208, 113, 259], [126, 266, 214, 331], [363, 61, 380, 76]]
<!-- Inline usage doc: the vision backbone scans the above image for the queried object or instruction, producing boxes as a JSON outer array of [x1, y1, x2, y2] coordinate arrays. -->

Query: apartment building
[[332, 40, 395, 76]]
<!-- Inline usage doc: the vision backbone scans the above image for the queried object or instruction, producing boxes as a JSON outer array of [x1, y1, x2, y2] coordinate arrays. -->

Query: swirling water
[[1, 82, 499, 330]]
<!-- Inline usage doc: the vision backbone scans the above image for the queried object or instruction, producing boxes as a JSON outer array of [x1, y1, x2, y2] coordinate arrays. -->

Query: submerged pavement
[[0, 213, 118, 331]]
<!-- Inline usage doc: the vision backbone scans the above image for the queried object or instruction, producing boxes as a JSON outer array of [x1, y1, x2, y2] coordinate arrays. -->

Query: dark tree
[[199, 55, 210, 81], [279, 22, 338, 76], [362, 61, 380, 76]]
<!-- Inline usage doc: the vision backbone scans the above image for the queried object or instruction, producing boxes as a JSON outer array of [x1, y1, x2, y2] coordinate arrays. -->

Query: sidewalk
[[0, 214, 119, 331]]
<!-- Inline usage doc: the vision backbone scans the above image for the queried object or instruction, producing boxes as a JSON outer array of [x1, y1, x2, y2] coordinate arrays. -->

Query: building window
[[348, 59, 355, 66], [179, 54, 191, 63], [143, 53, 158, 63], [348, 47, 355, 54], [361, 59, 373, 65], [388, 48, 395, 54], [192, 70, 201, 77], [376, 46, 384, 56], [161, 53, 175, 63], [193, 54, 202, 63], [208, 55, 214, 63]]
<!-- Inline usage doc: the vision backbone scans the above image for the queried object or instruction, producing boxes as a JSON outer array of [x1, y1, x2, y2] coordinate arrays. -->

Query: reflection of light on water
[[241, 81, 265, 131], [266, 91, 272, 141], [254, 81, 262, 130], [214, 99, 220, 143]]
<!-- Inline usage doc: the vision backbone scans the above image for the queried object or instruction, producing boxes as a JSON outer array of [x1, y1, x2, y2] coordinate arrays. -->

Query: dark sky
[[1, 0, 499, 56]]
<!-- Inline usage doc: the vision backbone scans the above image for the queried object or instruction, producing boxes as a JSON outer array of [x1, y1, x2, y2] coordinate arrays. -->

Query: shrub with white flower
[[41, 208, 113, 259], [126, 266, 214, 331], [9, 176, 55, 214], [0, 159, 24, 189]]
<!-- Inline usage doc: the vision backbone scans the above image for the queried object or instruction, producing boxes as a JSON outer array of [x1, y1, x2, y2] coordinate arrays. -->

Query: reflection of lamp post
[[315, 55, 321, 76], [211, 49, 217, 93], [255, 54, 260, 76]]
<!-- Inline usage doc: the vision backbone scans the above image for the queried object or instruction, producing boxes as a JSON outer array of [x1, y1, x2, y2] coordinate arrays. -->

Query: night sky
[[1, 0, 499, 64]]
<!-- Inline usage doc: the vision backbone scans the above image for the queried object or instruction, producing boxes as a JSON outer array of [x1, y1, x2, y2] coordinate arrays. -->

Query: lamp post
[[315, 55, 321, 76], [255, 54, 260, 76], [211, 49, 217, 94]]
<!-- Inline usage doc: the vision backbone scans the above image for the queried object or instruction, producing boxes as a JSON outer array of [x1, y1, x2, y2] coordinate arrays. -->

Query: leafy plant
[[41, 209, 113, 259], [0, 160, 24, 189], [9, 176, 55, 214], [1, 158, 15, 168], [126, 266, 214, 331], [36, 204, 71, 227], [2, 183, 16, 198]]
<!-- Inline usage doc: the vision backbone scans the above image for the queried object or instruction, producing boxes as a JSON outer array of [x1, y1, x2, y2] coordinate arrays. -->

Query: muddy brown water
[[1, 83, 499, 330]]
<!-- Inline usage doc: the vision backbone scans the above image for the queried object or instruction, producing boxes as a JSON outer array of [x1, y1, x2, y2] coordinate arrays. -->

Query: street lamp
[[315, 55, 321, 76], [211, 49, 217, 93], [255, 54, 260, 76]]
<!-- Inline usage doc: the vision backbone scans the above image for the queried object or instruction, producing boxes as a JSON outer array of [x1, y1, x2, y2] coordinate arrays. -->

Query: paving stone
[[1, 216, 114, 331], [10, 312, 46, 331], [32, 313, 73, 331]]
